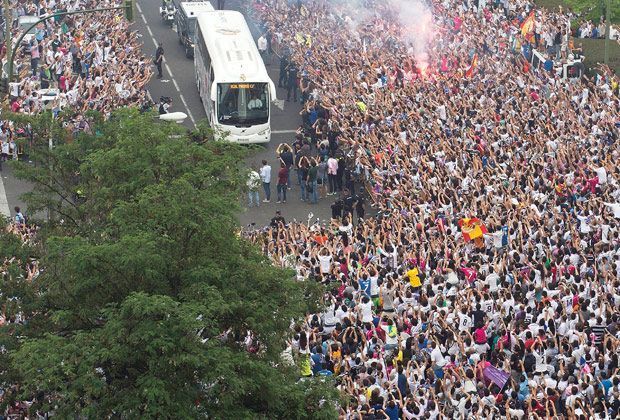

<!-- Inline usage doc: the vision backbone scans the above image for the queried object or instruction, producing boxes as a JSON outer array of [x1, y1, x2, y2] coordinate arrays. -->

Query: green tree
[[535, 0, 619, 24], [1, 109, 338, 418]]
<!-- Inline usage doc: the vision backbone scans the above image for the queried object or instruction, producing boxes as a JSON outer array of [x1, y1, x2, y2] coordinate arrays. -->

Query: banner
[[483, 365, 510, 389]]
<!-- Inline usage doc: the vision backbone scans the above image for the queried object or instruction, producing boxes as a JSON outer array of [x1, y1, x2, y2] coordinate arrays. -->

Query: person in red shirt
[[453, 15, 463, 32], [314, 228, 328, 245], [276, 162, 288, 203], [585, 171, 599, 194], [10, 99, 21, 113]]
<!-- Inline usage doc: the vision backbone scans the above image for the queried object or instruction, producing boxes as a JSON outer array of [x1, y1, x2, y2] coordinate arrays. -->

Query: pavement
[[0, 163, 29, 220], [1, 0, 335, 227]]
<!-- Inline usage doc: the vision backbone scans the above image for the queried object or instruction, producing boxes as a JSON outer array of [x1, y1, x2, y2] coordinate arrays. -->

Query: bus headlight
[[257, 128, 269, 136]]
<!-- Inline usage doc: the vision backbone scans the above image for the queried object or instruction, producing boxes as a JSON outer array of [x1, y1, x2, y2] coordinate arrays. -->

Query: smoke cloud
[[324, 0, 435, 71], [389, 0, 435, 71]]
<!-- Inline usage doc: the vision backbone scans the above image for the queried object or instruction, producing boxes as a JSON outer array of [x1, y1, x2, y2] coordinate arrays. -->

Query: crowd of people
[[247, 0, 620, 418], [246, 135, 364, 212], [1, 0, 152, 128]]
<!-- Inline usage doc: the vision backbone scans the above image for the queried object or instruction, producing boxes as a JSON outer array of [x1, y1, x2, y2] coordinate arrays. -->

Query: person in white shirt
[[358, 296, 374, 324], [317, 248, 332, 274], [259, 160, 272, 202], [257, 34, 269, 65], [248, 95, 264, 110], [484, 266, 500, 292], [430, 340, 447, 371], [247, 168, 261, 208]]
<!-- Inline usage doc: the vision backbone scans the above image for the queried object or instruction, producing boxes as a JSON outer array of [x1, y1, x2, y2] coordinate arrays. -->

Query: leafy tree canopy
[[0, 109, 337, 419]]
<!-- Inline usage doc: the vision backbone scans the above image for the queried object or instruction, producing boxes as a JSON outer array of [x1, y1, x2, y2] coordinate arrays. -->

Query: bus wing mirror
[[210, 84, 217, 101], [269, 82, 283, 110]]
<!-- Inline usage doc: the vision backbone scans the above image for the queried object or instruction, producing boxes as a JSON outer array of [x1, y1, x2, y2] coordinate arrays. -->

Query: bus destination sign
[[229, 83, 255, 89]]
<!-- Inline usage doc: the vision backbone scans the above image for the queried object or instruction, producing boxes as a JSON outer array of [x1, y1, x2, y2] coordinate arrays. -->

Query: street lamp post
[[2, 0, 11, 78], [604, 0, 612, 65]]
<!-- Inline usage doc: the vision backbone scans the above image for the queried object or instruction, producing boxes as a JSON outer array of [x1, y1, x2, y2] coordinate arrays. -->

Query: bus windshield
[[217, 83, 269, 126], [187, 18, 196, 40]]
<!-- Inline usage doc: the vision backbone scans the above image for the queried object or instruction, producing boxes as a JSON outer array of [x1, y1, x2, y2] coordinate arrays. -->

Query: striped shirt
[[590, 324, 607, 344]]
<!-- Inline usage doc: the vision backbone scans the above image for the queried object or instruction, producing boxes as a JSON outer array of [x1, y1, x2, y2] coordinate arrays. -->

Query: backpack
[[474, 327, 487, 344]]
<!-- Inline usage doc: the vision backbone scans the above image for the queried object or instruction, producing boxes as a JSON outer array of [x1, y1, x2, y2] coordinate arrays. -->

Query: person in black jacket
[[278, 55, 289, 88], [286, 62, 299, 102], [331, 199, 343, 220], [154, 42, 164, 78]]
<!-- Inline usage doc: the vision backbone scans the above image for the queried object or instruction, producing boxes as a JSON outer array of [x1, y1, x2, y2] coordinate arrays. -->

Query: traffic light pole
[[5, 1, 133, 87]]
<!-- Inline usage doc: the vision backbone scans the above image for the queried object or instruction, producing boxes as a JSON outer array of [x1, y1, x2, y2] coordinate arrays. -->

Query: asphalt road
[[134, 0, 334, 227], [2, 0, 335, 227]]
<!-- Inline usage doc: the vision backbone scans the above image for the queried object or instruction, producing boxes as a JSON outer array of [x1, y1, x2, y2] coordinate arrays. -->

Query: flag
[[458, 217, 488, 242], [520, 11, 535, 42], [465, 54, 478, 78], [483, 365, 510, 389]]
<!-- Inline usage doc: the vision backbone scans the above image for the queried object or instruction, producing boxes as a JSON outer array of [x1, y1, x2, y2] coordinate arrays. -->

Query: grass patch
[[577, 38, 620, 74], [535, 0, 620, 24], [535, 0, 569, 11]]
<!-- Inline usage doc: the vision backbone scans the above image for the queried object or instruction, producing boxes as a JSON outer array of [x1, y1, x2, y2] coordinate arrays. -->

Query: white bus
[[194, 10, 276, 143], [176, 2, 215, 58]]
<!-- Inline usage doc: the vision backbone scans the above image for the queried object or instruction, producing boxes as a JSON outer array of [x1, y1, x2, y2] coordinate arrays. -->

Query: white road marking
[[273, 98, 284, 110], [137, 2, 147, 25], [272, 130, 297, 134], [0, 176, 11, 217], [168, 68, 180, 91], [136, 0, 197, 126]]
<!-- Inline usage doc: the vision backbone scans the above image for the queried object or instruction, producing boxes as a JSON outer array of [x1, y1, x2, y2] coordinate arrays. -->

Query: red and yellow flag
[[458, 217, 488, 242], [465, 54, 478, 78], [520, 11, 535, 42]]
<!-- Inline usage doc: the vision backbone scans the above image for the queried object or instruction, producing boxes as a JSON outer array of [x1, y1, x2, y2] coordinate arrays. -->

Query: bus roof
[[179, 1, 214, 18], [195, 10, 270, 84]]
